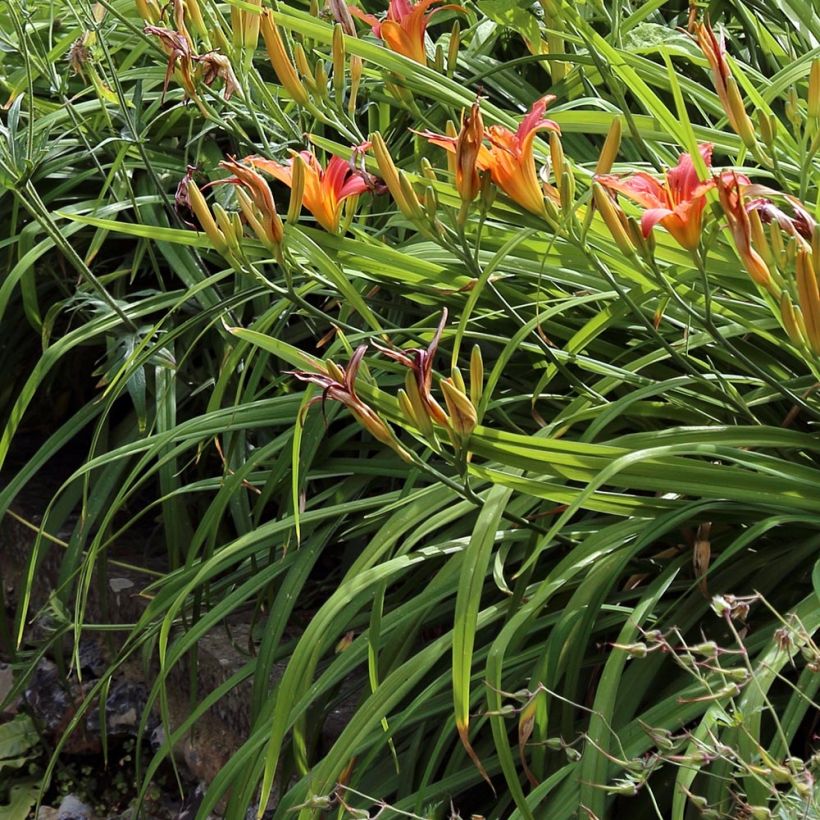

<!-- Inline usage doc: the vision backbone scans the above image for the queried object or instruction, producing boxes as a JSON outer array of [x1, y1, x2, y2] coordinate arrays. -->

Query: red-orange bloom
[[245, 149, 372, 233], [597, 144, 715, 250], [421, 96, 560, 215], [348, 0, 464, 63]]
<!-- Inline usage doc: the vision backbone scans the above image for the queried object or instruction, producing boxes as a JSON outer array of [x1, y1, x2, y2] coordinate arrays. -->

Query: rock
[[57, 793, 93, 819]]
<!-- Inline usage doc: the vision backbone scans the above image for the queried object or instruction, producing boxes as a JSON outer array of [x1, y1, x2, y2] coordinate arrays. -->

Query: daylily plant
[[421, 96, 561, 215], [245, 148, 373, 233], [348, 0, 464, 64], [597, 144, 716, 251]]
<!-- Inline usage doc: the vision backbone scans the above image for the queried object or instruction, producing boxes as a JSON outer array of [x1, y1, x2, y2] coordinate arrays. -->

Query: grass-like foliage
[[1, 0, 819, 816]]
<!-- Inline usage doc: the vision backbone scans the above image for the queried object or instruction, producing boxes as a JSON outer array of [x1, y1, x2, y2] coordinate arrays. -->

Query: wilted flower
[[597, 144, 715, 250], [218, 158, 284, 248], [290, 346, 407, 457], [245, 148, 373, 233], [715, 172, 773, 288], [692, 21, 756, 148], [421, 96, 560, 215], [194, 52, 241, 100], [374, 309, 449, 427], [144, 24, 197, 99], [348, 0, 464, 64]]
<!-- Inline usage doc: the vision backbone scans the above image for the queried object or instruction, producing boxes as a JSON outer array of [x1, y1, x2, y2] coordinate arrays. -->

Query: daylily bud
[[756, 110, 777, 152], [332, 24, 345, 104], [726, 76, 756, 149], [287, 154, 307, 224], [135, 0, 162, 24], [469, 344, 483, 408], [293, 42, 311, 79], [779, 291, 806, 348], [260, 10, 309, 105], [450, 366, 466, 394], [559, 163, 574, 211], [444, 120, 458, 178], [440, 376, 477, 441], [187, 180, 227, 252], [748, 207, 772, 266], [402, 371, 434, 436], [420, 157, 437, 182], [327, 0, 356, 35], [785, 87, 801, 131], [326, 359, 346, 383], [372, 132, 411, 217], [348, 54, 362, 113], [314, 61, 329, 99], [447, 21, 460, 76], [231, 0, 261, 55], [184, 0, 209, 43], [809, 59, 820, 120], [454, 100, 484, 203], [549, 132, 564, 192], [595, 117, 622, 175], [592, 182, 635, 257], [398, 171, 426, 222], [796, 248, 820, 353], [213, 202, 240, 253]]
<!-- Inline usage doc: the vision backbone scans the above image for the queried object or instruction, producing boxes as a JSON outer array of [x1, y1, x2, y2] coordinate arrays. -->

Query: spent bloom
[[290, 347, 409, 458], [218, 157, 284, 248], [245, 147, 374, 233], [375, 309, 449, 427], [715, 172, 772, 288], [597, 144, 715, 251], [348, 0, 464, 64], [421, 96, 561, 215], [692, 21, 755, 148], [144, 24, 197, 99]]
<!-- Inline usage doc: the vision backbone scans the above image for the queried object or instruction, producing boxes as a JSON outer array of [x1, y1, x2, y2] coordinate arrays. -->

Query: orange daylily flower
[[597, 144, 715, 251], [420, 96, 560, 215], [348, 0, 464, 63], [245, 148, 374, 233]]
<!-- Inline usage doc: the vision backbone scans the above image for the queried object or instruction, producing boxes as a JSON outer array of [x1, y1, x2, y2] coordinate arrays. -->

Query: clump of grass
[[0, 0, 818, 816]]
